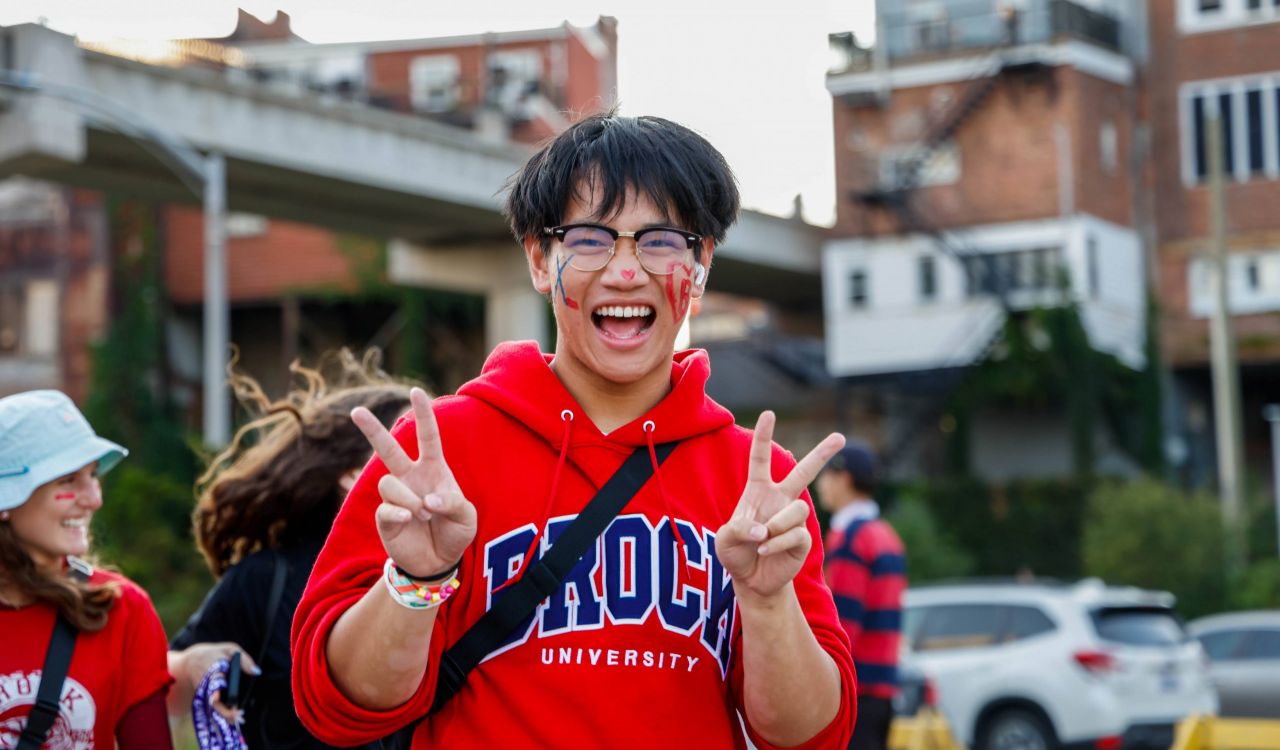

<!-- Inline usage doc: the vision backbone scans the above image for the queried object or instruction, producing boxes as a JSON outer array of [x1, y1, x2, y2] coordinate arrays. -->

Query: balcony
[[830, 0, 1121, 74]]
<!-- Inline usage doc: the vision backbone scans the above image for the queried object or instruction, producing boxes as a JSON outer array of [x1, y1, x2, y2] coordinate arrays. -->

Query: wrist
[[734, 581, 795, 613], [383, 558, 462, 610], [394, 559, 461, 584]]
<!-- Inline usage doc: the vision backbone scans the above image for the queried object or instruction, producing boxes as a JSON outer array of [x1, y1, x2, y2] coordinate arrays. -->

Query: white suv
[[901, 579, 1217, 750]]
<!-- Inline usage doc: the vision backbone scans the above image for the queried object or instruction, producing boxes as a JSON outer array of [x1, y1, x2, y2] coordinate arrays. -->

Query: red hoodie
[[292, 341, 856, 749]]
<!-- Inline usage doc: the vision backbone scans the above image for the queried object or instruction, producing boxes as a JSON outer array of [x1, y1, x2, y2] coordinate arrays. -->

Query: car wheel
[[978, 708, 1058, 750]]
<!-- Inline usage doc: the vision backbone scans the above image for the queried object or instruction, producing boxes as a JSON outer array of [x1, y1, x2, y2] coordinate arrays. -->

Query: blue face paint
[[554, 253, 580, 310]]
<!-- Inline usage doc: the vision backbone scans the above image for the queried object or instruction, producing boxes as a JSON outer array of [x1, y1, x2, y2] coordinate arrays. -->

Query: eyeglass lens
[[560, 226, 692, 274]]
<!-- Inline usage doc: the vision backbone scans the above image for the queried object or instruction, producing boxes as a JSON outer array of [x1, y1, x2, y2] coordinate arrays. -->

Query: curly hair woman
[[0, 390, 173, 750], [170, 350, 412, 750]]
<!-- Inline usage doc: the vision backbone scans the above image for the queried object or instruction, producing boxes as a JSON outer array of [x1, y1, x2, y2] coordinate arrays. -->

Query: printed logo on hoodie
[[481, 513, 736, 676]]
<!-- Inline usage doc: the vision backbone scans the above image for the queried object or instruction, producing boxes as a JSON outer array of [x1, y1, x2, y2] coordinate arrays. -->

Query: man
[[817, 442, 906, 750], [291, 114, 857, 749]]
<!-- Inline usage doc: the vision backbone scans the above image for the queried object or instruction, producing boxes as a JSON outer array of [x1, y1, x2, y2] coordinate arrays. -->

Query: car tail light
[[1094, 736, 1122, 750], [923, 677, 938, 707], [1073, 650, 1117, 674]]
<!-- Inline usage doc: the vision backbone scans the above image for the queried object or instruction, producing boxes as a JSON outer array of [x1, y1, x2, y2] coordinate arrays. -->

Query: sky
[[0, 0, 876, 226]]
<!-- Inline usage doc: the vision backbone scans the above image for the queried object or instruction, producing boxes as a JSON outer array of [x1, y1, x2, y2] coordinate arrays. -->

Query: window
[[1183, 0, 1280, 30], [1100, 121, 1118, 175], [1005, 605, 1057, 641], [849, 270, 869, 308], [1184, 76, 1280, 185], [964, 248, 1062, 298], [1247, 89, 1266, 174], [880, 141, 961, 189], [1092, 607, 1188, 646], [919, 256, 937, 301], [0, 279, 59, 358], [1198, 0, 1222, 10], [1241, 629, 1280, 659], [1246, 258, 1261, 290], [409, 55, 460, 113], [1198, 629, 1250, 660], [914, 604, 1005, 652]]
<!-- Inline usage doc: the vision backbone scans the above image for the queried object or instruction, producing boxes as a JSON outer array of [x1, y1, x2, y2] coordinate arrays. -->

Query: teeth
[[62, 519, 87, 528], [594, 305, 653, 318]]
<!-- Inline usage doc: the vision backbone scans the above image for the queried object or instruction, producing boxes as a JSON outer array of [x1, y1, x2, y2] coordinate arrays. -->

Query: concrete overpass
[[0, 22, 822, 351]]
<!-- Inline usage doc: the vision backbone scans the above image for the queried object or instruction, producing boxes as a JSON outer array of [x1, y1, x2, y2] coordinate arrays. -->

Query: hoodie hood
[[458, 340, 734, 453]]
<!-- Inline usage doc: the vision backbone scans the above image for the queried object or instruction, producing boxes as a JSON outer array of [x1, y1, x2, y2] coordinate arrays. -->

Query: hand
[[168, 642, 259, 722], [715, 411, 846, 600], [352, 387, 478, 579]]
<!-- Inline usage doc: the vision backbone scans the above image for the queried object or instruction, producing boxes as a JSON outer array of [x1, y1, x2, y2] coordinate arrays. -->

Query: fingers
[[352, 406, 413, 476], [758, 525, 811, 557], [777, 432, 847, 499], [410, 387, 448, 469], [378, 475, 428, 521], [764, 499, 810, 536], [211, 690, 244, 725], [745, 410, 776, 485], [422, 490, 473, 524], [718, 515, 768, 549]]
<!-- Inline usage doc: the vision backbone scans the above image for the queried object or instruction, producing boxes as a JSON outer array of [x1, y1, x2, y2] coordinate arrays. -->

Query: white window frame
[[409, 55, 461, 114], [0, 277, 59, 359], [1180, 72, 1280, 186], [1178, 0, 1280, 34], [1188, 249, 1280, 316]]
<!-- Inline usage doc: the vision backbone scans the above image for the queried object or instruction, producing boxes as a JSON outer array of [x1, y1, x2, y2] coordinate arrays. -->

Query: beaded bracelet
[[383, 558, 461, 611]]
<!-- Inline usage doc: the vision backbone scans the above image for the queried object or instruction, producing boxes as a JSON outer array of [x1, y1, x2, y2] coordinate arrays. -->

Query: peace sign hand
[[715, 411, 846, 599], [352, 387, 478, 579]]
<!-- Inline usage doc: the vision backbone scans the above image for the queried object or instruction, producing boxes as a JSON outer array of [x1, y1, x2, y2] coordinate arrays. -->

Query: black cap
[[826, 440, 877, 488]]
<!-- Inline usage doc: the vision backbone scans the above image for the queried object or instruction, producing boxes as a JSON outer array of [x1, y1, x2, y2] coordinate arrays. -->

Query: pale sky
[[1, 1, 876, 225]]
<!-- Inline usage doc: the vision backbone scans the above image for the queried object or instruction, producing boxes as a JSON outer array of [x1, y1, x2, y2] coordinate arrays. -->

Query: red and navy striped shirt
[[823, 505, 906, 699]]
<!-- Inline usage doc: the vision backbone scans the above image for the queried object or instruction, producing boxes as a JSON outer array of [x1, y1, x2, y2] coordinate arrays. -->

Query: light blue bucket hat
[[0, 390, 127, 512]]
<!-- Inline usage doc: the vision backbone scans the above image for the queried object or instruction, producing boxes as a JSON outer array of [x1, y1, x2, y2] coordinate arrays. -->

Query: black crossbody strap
[[430, 441, 678, 713], [18, 563, 90, 750]]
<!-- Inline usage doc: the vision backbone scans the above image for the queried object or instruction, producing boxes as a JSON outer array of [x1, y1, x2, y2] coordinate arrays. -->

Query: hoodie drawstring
[[495, 409, 574, 594], [644, 420, 690, 589]]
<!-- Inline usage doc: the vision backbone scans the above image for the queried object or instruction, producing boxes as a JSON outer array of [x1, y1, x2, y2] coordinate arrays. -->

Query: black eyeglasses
[[543, 223, 701, 275]]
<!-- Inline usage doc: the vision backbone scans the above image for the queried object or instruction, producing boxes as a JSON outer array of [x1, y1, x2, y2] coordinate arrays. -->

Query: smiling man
[[292, 114, 857, 749]]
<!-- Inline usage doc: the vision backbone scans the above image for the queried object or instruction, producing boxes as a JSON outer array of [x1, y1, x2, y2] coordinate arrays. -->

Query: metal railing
[[879, 0, 1121, 62]]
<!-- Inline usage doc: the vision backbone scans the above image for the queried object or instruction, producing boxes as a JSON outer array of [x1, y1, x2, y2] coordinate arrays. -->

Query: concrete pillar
[[486, 283, 549, 351], [387, 238, 550, 352]]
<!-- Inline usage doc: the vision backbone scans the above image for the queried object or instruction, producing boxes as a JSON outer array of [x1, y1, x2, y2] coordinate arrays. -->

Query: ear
[[524, 235, 554, 295], [693, 240, 715, 296]]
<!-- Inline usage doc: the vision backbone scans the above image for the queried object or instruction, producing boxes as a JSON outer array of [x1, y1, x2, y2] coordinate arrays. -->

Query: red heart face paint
[[621, 269, 636, 281]]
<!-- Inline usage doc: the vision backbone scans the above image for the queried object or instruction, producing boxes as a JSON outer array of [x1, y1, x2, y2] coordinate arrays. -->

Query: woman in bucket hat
[[0, 389, 174, 750]]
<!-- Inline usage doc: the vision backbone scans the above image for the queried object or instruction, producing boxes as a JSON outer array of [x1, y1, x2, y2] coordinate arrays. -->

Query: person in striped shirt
[[818, 442, 907, 750]]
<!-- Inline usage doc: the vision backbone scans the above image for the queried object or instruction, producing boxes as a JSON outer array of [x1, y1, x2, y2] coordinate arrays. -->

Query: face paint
[[54, 493, 77, 502], [621, 269, 636, 281], [554, 253, 581, 310], [663, 261, 694, 320]]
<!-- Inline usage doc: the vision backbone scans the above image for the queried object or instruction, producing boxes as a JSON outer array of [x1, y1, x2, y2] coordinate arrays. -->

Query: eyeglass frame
[[542, 223, 703, 275]]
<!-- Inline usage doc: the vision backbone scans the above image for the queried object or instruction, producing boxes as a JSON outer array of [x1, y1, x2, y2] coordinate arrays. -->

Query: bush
[[1082, 479, 1228, 619], [886, 495, 976, 582], [93, 466, 212, 633]]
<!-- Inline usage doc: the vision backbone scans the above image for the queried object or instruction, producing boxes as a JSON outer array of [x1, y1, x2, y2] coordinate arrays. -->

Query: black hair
[[503, 112, 741, 261]]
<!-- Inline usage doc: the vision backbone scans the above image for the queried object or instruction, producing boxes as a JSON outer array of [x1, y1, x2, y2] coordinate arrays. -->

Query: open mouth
[[592, 304, 656, 340]]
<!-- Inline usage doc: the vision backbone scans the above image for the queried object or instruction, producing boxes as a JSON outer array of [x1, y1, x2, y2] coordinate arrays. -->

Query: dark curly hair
[[193, 349, 413, 577]]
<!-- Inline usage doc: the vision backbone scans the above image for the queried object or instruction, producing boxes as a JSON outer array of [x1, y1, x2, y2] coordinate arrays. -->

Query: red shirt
[[0, 569, 173, 750], [293, 342, 856, 750]]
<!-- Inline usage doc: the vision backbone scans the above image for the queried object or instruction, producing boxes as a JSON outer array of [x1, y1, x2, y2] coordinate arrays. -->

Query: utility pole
[[1206, 111, 1246, 572], [1265, 405, 1280, 559]]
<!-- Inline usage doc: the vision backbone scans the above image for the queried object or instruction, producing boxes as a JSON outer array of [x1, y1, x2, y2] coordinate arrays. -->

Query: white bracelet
[[382, 558, 461, 611]]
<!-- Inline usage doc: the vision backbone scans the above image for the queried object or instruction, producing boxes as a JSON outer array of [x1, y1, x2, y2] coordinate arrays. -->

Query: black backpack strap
[[17, 562, 90, 750], [257, 551, 288, 669], [429, 440, 678, 713]]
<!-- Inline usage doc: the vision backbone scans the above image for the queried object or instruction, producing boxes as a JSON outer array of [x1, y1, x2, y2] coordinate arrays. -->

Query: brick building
[[824, 0, 1148, 479], [1147, 0, 1280, 485], [825, 0, 1280, 484]]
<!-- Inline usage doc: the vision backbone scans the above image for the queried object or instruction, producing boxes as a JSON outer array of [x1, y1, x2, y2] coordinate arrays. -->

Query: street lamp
[[0, 69, 230, 446]]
